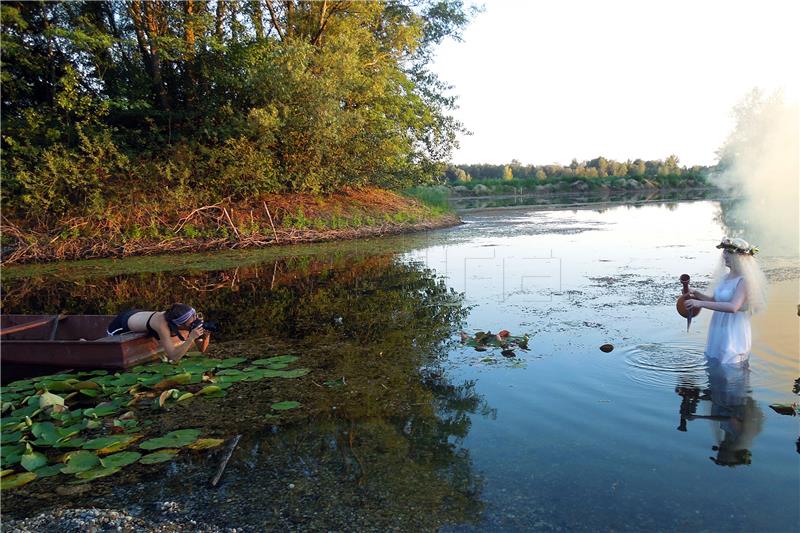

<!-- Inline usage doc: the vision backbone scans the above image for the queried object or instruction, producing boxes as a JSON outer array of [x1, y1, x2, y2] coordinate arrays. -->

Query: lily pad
[[31, 422, 61, 445], [100, 451, 141, 468], [20, 450, 48, 472], [274, 368, 311, 379], [271, 401, 301, 411], [252, 355, 299, 366], [54, 437, 86, 449], [1, 432, 23, 446], [139, 448, 179, 464], [82, 435, 136, 451], [34, 464, 64, 478], [216, 357, 248, 368], [188, 438, 225, 450], [215, 369, 245, 376], [139, 429, 201, 450], [61, 451, 100, 474], [1, 471, 37, 489], [75, 465, 121, 480]]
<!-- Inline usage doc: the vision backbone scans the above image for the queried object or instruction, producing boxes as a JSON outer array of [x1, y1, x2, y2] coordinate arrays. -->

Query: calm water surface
[[2, 195, 798, 531]]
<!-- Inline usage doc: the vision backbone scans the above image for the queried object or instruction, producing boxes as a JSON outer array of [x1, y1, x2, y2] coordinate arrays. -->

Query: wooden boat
[[0, 314, 181, 371]]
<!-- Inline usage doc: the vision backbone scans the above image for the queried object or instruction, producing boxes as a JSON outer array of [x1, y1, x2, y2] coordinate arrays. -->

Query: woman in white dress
[[684, 237, 767, 365]]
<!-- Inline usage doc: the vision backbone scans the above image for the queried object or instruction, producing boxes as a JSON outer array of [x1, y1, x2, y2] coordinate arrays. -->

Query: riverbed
[[2, 193, 798, 531]]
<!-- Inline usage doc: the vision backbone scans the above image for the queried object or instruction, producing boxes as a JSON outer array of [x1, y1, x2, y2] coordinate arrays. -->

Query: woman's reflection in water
[[675, 361, 764, 466]]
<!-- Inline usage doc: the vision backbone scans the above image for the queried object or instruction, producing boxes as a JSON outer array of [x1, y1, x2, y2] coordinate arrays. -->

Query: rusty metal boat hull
[[1, 315, 171, 370]]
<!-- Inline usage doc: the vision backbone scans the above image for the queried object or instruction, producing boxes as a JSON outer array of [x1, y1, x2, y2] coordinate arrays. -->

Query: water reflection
[[450, 189, 720, 211], [1, 254, 493, 529], [676, 362, 764, 467]]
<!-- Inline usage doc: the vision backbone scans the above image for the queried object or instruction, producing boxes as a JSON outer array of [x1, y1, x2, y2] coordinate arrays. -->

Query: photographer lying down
[[106, 303, 212, 362]]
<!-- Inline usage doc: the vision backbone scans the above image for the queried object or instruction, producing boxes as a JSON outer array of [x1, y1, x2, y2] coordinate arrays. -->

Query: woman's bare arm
[[686, 281, 746, 314], [155, 321, 204, 362], [688, 290, 713, 302]]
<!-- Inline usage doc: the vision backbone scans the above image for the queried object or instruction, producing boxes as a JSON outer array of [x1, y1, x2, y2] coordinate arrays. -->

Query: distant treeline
[[1, 1, 473, 219], [442, 156, 711, 182]]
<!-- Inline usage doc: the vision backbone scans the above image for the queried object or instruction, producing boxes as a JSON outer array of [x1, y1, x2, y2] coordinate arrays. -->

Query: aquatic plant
[[0, 353, 308, 490]]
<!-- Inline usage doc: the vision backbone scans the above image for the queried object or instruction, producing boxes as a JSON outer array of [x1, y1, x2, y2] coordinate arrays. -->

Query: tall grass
[[403, 186, 451, 213]]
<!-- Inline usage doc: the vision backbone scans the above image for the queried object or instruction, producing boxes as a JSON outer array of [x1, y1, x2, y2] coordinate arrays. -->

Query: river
[[2, 192, 798, 531]]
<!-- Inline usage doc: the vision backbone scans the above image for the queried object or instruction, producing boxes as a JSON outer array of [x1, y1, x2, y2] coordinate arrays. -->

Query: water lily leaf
[[107, 375, 139, 387], [30, 422, 60, 444], [188, 438, 224, 450], [197, 385, 221, 395], [34, 464, 64, 478], [1, 469, 14, 477], [7, 379, 35, 390], [96, 435, 142, 455], [83, 403, 121, 418], [61, 451, 100, 473], [252, 355, 299, 366], [82, 435, 136, 451], [177, 392, 194, 402], [213, 374, 248, 384], [79, 389, 100, 398], [100, 451, 141, 468], [271, 401, 301, 411], [216, 357, 248, 368], [243, 369, 279, 381], [39, 392, 65, 408], [215, 369, 245, 376], [139, 448, 179, 464], [274, 368, 311, 379], [153, 372, 193, 391], [75, 465, 121, 480], [20, 450, 48, 472], [139, 429, 201, 450], [1, 471, 36, 489], [37, 379, 78, 392], [54, 437, 86, 449]]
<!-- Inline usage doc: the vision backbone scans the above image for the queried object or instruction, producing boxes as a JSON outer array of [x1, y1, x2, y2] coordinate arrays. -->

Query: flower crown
[[716, 236, 759, 256]]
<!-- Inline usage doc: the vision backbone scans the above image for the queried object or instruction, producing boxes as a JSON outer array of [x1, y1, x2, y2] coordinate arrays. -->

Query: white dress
[[704, 276, 751, 365]]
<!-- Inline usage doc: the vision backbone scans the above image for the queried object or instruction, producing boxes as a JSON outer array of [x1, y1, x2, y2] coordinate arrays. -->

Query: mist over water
[[711, 90, 799, 258]]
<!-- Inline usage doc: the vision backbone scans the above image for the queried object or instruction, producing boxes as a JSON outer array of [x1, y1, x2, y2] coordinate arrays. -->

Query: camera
[[188, 317, 219, 333]]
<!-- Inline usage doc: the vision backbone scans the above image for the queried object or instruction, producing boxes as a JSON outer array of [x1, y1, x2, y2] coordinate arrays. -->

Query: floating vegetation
[[0, 353, 309, 490], [270, 401, 301, 411], [460, 330, 531, 357]]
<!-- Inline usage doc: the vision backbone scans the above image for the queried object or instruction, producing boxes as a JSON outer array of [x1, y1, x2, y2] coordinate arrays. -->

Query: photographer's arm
[[157, 323, 205, 362]]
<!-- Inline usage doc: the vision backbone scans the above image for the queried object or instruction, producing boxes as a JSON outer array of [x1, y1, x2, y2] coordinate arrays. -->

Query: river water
[[2, 193, 798, 531]]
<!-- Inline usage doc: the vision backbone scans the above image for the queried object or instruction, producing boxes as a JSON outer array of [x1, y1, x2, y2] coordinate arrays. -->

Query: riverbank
[[0, 188, 460, 265]]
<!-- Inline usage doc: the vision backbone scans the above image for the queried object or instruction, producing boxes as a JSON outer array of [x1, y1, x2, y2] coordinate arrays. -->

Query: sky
[[430, 0, 800, 167]]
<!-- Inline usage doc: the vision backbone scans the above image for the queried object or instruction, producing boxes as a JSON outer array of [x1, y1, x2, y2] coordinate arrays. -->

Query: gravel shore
[[2, 505, 240, 533]]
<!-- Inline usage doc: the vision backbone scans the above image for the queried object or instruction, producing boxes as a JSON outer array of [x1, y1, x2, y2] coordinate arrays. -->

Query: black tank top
[[145, 312, 160, 340]]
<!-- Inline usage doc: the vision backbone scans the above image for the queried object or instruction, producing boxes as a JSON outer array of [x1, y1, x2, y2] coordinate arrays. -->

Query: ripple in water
[[624, 342, 709, 389]]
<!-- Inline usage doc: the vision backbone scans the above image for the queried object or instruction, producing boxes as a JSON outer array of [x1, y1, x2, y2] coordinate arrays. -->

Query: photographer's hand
[[189, 325, 204, 341]]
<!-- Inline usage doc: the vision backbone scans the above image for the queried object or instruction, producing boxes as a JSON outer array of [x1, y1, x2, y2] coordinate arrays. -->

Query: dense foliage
[[443, 156, 710, 182], [1, 1, 472, 217]]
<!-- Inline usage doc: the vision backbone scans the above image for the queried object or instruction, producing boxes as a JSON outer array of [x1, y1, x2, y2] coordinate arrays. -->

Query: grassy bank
[[0, 188, 459, 265]]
